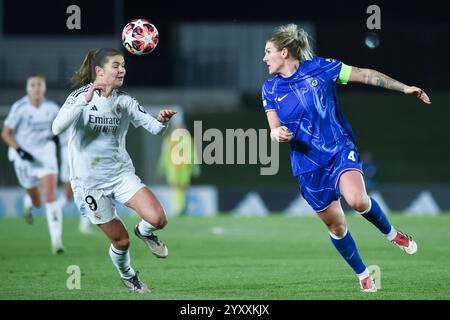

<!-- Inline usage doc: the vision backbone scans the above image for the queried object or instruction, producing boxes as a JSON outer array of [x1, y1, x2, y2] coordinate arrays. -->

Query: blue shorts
[[297, 147, 363, 212]]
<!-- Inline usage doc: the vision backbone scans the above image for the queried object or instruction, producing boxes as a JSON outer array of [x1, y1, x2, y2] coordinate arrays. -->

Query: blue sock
[[360, 197, 392, 235], [330, 230, 366, 276]]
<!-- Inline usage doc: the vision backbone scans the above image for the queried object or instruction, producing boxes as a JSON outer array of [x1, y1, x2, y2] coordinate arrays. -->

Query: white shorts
[[72, 174, 146, 225], [59, 146, 70, 182], [13, 157, 58, 189]]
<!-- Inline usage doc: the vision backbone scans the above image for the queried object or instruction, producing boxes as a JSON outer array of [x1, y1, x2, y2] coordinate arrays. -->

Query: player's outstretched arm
[[348, 67, 431, 104]]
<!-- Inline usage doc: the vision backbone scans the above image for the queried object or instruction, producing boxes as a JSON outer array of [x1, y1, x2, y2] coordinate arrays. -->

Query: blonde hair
[[268, 24, 314, 62], [71, 48, 123, 86]]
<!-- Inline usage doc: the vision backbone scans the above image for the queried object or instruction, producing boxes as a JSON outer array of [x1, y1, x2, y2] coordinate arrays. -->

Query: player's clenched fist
[[270, 126, 293, 142], [85, 84, 107, 103]]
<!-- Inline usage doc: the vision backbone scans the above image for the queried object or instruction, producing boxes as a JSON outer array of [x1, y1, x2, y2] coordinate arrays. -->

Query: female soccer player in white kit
[[52, 48, 176, 293], [1, 75, 64, 254]]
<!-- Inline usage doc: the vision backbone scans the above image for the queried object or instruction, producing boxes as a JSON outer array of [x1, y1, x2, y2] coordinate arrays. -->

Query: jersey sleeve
[[262, 82, 276, 112], [3, 101, 23, 129], [123, 96, 168, 135], [52, 93, 88, 135], [317, 57, 346, 84]]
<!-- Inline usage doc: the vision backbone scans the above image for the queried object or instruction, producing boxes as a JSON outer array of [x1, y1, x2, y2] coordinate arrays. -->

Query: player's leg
[[125, 187, 169, 258], [97, 218, 149, 293], [317, 200, 376, 292], [57, 181, 72, 209], [24, 186, 40, 224], [26, 186, 41, 207], [99, 218, 132, 275], [14, 160, 40, 224], [64, 181, 73, 201], [57, 150, 72, 210], [41, 174, 64, 254], [339, 170, 417, 254], [72, 184, 149, 293]]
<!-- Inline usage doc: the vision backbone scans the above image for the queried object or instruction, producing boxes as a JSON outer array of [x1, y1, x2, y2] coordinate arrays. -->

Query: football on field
[[121, 18, 159, 55]]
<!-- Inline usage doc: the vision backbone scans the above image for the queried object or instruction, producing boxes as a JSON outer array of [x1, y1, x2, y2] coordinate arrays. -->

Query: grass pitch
[[0, 213, 449, 300]]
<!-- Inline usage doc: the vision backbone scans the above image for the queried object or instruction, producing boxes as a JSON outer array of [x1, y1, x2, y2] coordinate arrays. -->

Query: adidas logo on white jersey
[[90, 105, 98, 111]]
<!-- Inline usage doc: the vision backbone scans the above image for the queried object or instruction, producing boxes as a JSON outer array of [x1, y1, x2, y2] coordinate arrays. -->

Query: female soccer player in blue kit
[[262, 24, 431, 292]]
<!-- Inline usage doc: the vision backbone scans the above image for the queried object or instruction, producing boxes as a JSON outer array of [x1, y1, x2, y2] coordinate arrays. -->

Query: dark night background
[[3, 0, 449, 89]]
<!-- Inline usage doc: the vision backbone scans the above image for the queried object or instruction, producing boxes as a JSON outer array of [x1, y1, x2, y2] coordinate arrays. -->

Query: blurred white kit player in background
[[1, 75, 64, 254], [57, 129, 92, 234]]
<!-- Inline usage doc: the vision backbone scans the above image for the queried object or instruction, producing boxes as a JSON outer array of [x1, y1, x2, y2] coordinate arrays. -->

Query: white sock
[[45, 201, 63, 244], [109, 245, 135, 279], [138, 220, 156, 237], [57, 195, 68, 210], [356, 268, 370, 280], [384, 226, 397, 241]]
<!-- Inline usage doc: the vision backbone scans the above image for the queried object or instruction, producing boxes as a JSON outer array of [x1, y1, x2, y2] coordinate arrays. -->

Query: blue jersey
[[262, 56, 356, 175]]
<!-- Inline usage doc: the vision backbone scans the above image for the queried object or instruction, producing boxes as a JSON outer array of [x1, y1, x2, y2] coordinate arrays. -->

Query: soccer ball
[[121, 19, 159, 55]]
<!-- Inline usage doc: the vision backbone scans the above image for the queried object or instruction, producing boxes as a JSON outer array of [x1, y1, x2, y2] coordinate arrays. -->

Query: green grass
[[1, 213, 450, 300]]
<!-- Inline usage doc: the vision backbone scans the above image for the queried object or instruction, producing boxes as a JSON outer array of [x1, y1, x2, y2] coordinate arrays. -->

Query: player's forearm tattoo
[[366, 69, 406, 93]]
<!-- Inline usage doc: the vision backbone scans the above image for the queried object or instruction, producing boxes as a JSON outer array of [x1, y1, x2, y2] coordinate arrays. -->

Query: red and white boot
[[391, 230, 418, 254], [360, 276, 377, 293]]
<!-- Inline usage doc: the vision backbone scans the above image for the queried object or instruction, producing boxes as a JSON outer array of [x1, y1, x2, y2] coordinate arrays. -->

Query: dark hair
[[71, 48, 123, 86], [27, 74, 46, 81]]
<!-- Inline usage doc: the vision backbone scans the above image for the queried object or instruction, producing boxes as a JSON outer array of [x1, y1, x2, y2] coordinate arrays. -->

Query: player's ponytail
[[71, 48, 123, 86], [296, 28, 314, 62], [71, 50, 96, 86], [269, 24, 314, 62]]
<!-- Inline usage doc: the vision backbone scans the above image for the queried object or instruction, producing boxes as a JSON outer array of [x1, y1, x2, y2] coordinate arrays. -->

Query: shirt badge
[[310, 78, 320, 87]]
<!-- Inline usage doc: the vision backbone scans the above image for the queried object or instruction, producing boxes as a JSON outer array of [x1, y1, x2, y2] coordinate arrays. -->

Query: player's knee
[[346, 193, 369, 212], [113, 237, 130, 250], [145, 206, 167, 229], [44, 190, 56, 202], [152, 213, 167, 229], [328, 223, 347, 238]]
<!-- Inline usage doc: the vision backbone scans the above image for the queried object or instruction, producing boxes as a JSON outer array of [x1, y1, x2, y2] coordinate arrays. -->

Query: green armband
[[337, 63, 352, 85]]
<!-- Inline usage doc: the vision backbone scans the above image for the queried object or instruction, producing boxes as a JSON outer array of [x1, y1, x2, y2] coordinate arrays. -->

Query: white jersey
[[52, 84, 168, 189], [58, 126, 70, 148], [58, 128, 70, 182], [4, 96, 59, 164]]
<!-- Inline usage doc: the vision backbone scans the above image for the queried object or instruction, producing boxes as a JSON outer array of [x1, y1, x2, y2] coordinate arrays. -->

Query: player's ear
[[95, 65, 104, 77], [281, 47, 289, 59]]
